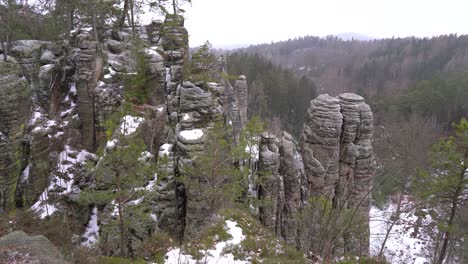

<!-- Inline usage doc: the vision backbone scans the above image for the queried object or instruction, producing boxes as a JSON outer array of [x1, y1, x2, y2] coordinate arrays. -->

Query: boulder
[[0, 231, 67, 264]]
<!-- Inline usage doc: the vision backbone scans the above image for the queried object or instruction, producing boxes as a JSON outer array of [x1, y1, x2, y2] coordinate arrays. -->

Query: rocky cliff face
[[301, 93, 374, 255], [255, 93, 375, 256], [0, 13, 375, 260]]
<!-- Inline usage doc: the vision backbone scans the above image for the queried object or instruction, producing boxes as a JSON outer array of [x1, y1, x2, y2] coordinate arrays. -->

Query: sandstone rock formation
[[301, 93, 375, 255], [278, 131, 302, 246], [258, 132, 281, 232], [0, 56, 29, 209], [233, 75, 248, 127]]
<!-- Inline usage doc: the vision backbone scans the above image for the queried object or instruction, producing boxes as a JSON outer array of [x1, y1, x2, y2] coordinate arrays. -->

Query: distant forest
[[231, 35, 468, 130], [227, 52, 317, 135]]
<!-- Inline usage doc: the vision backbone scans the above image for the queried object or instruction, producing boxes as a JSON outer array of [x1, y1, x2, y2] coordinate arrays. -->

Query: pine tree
[[81, 122, 155, 257], [413, 118, 468, 263]]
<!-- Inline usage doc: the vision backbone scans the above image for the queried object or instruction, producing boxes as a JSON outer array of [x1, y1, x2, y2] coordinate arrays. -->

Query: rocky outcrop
[[0, 57, 30, 210], [0, 230, 67, 264], [233, 75, 248, 127], [278, 131, 302, 246], [300, 93, 375, 256], [301, 94, 343, 198], [258, 132, 282, 232], [76, 29, 102, 151]]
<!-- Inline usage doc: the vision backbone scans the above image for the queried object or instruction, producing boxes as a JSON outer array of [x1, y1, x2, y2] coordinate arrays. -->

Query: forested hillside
[[243, 35, 468, 98], [227, 52, 317, 135]]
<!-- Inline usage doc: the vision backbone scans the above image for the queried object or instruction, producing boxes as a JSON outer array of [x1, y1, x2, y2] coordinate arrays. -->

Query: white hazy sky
[[183, 0, 468, 47]]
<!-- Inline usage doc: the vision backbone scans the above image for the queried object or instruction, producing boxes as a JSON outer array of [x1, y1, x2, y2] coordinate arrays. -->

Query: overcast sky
[[183, 0, 468, 48]]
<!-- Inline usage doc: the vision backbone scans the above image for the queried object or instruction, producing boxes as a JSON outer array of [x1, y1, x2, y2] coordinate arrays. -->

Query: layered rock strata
[[301, 93, 375, 255]]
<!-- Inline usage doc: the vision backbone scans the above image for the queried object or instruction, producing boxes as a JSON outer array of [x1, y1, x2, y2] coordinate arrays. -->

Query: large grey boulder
[[0, 231, 67, 264]]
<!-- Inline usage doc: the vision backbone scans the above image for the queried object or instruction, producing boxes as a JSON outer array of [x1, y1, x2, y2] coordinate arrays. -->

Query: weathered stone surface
[[300, 93, 375, 256], [233, 75, 248, 127], [162, 15, 188, 67], [301, 94, 343, 198], [0, 57, 30, 210], [258, 132, 282, 232], [76, 37, 102, 151], [40, 50, 58, 65], [0, 231, 67, 264], [9, 40, 50, 82], [278, 131, 302, 245]]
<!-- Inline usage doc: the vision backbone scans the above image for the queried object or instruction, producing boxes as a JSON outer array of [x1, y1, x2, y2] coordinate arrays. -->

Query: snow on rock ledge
[[177, 129, 205, 144], [159, 143, 173, 158], [180, 129, 204, 140]]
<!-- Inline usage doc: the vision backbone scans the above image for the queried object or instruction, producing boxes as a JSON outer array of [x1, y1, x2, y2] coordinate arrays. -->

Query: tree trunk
[[118, 198, 126, 257], [92, 11, 99, 42], [65, 1, 73, 41], [130, 0, 135, 38], [172, 0, 177, 15], [119, 0, 129, 29], [437, 147, 467, 264]]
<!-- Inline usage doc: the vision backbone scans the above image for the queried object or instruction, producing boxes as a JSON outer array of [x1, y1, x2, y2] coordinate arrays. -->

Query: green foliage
[[9, 209, 83, 257], [412, 118, 467, 201], [135, 231, 175, 263], [333, 257, 388, 264], [411, 118, 468, 262], [188, 40, 217, 83], [220, 208, 306, 263], [180, 117, 246, 211], [98, 256, 146, 264], [372, 74, 468, 128], [227, 52, 317, 135], [124, 38, 153, 104], [296, 195, 365, 258]]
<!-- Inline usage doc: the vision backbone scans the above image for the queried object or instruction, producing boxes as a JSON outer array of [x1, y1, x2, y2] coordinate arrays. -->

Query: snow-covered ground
[[82, 207, 99, 246], [369, 198, 433, 264], [165, 220, 248, 264]]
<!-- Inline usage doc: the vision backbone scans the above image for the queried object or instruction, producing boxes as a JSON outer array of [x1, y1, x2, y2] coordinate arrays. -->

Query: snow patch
[[182, 113, 191, 121], [82, 207, 99, 246], [106, 139, 119, 150], [139, 151, 154, 162], [120, 115, 145, 135], [369, 199, 433, 264], [165, 220, 248, 264], [31, 145, 94, 218], [159, 143, 173, 158], [20, 165, 30, 183], [104, 66, 117, 79], [165, 67, 171, 82], [180, 129, 204, 141], [30, 111, 43, 125]]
